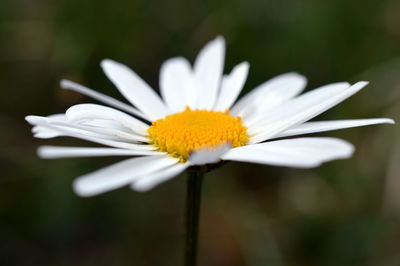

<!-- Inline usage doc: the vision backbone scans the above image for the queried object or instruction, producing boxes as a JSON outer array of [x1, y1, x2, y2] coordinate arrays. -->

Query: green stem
[[184, 169, 204, 266]]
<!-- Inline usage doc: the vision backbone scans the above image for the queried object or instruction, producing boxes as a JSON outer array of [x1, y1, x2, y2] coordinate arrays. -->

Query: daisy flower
[[26, 36, 394, 197]]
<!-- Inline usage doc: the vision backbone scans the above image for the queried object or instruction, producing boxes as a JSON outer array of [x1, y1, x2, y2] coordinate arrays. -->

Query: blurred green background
[[0, 0, 399, 265]]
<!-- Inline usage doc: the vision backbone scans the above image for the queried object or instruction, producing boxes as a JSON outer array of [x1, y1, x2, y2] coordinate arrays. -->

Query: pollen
[[147, 107, 249, 162]]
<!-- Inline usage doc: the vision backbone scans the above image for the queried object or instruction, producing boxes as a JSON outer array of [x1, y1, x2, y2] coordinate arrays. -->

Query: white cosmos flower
[[26, 36, 394, 197]]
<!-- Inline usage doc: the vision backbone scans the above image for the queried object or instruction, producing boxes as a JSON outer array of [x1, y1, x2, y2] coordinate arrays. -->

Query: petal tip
[[282, 72, 308, 85], [386, 118, 395, 124], [335, 139, 355, 159], [238, 61, 250, 71], [25, 115, 34, 123], [25, 115, 43, 125], [72, 179, 95, 198], [131, 182, 153, 192], [60, 79, 77, 89], [36, 146, 47, 159], [201, 35, 226, 55], [60, 79, 69, 88], [214, 35, 225, 44], [100, 59, 118, 70], [353, 81, 369, 88]]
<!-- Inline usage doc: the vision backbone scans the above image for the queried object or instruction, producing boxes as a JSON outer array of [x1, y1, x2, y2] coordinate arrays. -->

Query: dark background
[[0, 0, 399, 265]]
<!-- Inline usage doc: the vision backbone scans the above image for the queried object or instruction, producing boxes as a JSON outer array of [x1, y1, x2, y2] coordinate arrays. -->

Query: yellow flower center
[[147, 107, 249, 162]]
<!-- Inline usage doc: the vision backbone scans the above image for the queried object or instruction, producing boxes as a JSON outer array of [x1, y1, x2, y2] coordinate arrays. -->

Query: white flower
[[26, 36, 394, 197]]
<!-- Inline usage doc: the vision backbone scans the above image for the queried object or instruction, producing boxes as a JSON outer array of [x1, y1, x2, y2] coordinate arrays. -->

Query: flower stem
[[184, 169, 204, 266]]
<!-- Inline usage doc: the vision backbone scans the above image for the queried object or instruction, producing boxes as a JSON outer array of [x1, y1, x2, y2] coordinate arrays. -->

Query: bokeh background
[[1, 0, 399, 265]]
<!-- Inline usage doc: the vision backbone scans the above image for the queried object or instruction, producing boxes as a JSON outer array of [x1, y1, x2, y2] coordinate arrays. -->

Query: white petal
[[51, 125, 152, 150], [46, 114, 66, 120], [189, 143, 232, 165], [29, 115, 148, 143], [60, 79, 150, 121], [28, 116, 78, 139], [26, 116, 154, 150], [80, 124, 148, 142], [249, 82, 367, 144], [230, 72, 307, 119], [66, 104, 148, 136], [193, 36, 225, 109], [221, 137, 354, 168], [131, 162, 190, 192], [30, 114, 66, 125], [33, 126, 64, 139], [159, 57, 196, 112], [276, 118, 395, 138], [59, 121, 148, 142], [80, 119, 139, 134], [38, 146, 162, 159], [32, 114, 136, 138], [248, 82, 350, 135], [101, 59, 169, 120], [26, 115, 57, 126], [73, 155, 179, 197], [31, 114, 66, 139], [213, 62, 249, 111]]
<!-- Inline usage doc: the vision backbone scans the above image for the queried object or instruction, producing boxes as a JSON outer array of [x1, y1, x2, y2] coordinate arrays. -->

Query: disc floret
[[148, 107, 249, 162]]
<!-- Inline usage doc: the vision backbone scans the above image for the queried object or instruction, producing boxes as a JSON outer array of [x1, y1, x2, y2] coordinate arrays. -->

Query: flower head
[[26, 36, 394, 196]]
